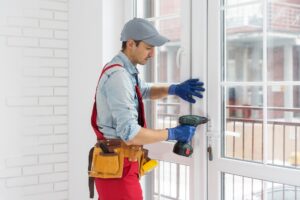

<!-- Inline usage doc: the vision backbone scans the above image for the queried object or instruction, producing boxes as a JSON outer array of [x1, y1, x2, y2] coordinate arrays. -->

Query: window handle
[[206, 131, 219, 162], [207, 146, 213, 161], [176, 47, 184, 68]]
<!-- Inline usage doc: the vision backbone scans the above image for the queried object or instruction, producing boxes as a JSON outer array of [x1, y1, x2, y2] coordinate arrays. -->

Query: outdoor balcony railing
[[226, 105, 300, 169]]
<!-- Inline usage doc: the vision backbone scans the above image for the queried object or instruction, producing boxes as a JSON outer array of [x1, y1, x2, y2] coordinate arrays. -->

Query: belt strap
[[88, 147, 95, 199]]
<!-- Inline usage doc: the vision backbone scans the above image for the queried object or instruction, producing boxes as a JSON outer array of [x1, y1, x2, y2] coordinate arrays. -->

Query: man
[[92, 18, 205, 200]]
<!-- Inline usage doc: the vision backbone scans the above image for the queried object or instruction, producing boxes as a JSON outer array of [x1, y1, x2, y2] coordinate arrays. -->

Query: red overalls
[[91, 64, 146, 200]]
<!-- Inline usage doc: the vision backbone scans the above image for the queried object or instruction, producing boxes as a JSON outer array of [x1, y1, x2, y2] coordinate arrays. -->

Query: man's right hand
[[167, 125, 196, 142]]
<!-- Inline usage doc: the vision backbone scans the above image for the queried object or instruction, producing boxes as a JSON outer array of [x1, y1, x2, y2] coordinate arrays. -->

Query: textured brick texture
[[0, 0, 69, 199]]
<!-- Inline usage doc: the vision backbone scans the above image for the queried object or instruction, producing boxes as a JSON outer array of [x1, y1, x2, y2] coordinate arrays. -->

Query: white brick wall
[[0, 0, 69, 199]]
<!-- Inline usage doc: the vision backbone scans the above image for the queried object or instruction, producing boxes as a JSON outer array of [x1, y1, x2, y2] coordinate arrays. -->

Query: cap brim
[[143, 34, 170, 46]]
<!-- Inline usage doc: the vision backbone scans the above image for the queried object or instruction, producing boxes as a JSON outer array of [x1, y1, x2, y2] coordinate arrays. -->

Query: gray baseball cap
[[120, 18, 169, 47]]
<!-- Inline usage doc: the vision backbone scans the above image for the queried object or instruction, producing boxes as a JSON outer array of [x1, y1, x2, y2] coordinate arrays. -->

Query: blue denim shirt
[[96, 52, 152, 141]]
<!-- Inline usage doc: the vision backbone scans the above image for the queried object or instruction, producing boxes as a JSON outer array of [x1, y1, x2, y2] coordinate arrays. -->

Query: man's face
[[129, 40, 155, 65]]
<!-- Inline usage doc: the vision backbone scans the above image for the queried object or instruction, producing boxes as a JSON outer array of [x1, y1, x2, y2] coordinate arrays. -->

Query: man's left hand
[[168, 78, 205, 103]]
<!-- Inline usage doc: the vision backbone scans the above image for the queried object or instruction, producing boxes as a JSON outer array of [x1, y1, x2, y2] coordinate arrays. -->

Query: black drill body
[[173, 115, 208, 157]]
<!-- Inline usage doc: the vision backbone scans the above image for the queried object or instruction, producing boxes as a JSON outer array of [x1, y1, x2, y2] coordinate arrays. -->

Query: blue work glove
[[168, 78, 205, 103], [167, 125, 196, 143]]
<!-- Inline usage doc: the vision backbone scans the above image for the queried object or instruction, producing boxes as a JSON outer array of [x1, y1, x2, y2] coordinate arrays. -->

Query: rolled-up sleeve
[[104, 69, 141, 141], [140, 79, 153, 100]]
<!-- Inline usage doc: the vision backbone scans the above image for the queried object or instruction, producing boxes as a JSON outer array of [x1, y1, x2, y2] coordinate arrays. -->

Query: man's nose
[[149, 48, 155, 57]]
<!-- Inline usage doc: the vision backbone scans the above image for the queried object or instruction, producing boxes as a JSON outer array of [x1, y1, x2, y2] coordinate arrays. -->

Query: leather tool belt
[[98, 139, 143, 162], [88, 139, 154, 198], [88, 139, 146, 179]]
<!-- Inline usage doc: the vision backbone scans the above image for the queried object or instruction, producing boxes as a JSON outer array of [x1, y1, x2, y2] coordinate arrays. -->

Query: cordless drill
[[173, 115, 208, 157]]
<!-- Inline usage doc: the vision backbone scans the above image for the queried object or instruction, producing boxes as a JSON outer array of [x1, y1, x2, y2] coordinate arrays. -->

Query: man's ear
[[127, 39, 135, 49]]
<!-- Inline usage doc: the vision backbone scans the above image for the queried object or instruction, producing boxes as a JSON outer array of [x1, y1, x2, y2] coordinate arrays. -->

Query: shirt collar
[[117, 52, 139, 75]]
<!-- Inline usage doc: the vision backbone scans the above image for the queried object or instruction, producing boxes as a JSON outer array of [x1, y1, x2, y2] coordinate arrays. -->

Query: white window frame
[[207, 0, 300, 199]]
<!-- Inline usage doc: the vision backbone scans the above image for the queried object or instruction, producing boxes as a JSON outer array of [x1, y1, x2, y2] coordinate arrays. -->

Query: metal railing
[[223, 172, 300, 200], [153, 161, 190, 200], [225, 105, 300, 168]]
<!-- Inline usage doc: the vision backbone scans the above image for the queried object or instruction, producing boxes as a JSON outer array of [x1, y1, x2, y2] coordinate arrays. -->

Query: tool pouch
[[89, 146, 124, 179], [138, 149, 147, 177], [138, 148, 158, 177]]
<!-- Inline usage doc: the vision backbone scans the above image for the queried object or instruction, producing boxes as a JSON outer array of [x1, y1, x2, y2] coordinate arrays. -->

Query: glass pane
[[224, 86, 263, 161], [156, 96, 180, 129], [153, 161, 189, 200], [225, 3, 263, 82], [226, 86, 263, 118], [267, 1, 300, 81], [267, 85, 300, 168], [225, 119, 264, 161], [223, 173, 300, 200], [156, 48, 181, 83], [158, 0, 181, 16], [222, 0, 300, 169], [158, 18, 181, 42], [137, 0, 181, 18], [268, 0, 300, 33], [155, 17, 181, 82], [147, 18, 181, 83], [148, 17, 182, 130]]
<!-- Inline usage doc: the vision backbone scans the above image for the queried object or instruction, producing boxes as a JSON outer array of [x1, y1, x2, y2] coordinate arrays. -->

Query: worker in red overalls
[[89, 18, 205, 200]]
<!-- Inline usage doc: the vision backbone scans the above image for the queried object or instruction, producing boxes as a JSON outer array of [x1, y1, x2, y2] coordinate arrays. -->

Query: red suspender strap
[[135, 85, 147, 128], [91, 64, 122, 140], [91, 63, 147, 139]]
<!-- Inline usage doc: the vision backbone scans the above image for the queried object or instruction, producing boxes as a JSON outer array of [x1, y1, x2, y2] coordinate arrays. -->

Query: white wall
[[0, 0, 69, 199], [0, 0, 130, 198], [69, 0, 125, 199], [102, 1, 126, 64]]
